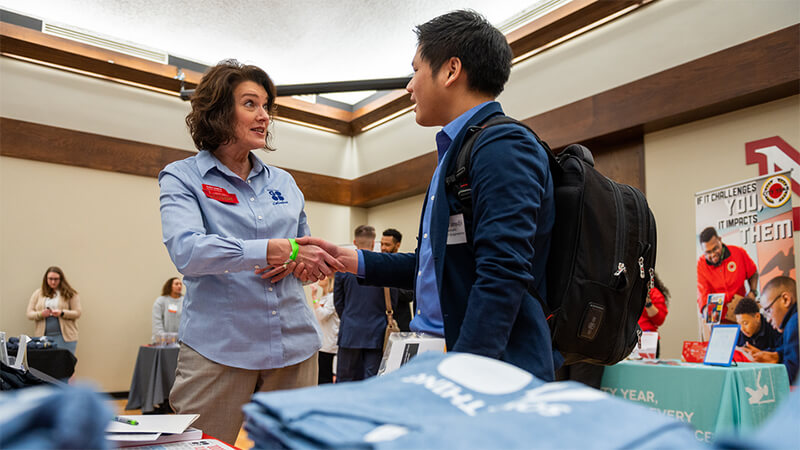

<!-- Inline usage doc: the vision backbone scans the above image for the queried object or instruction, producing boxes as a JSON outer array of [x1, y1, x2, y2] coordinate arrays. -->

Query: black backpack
[[444, 116, 657, 366]]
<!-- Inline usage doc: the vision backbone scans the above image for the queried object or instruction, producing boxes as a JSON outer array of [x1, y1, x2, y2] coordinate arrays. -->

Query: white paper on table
[[106, 433, 161, 441], [106, 414, 199, 434]]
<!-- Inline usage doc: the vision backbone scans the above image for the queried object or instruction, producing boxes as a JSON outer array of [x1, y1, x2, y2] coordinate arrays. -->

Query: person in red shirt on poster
[[638, 273, 669, 358], [697, 227, 758, 324]]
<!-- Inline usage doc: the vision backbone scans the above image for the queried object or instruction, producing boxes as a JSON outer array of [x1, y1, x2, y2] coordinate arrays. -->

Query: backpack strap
[[444, 116, 557, 221], [443, 115, 557, 317]]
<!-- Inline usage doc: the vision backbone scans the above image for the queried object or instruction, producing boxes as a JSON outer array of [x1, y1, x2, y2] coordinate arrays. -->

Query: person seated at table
[[25, 266, 81, 355], [734, 297, 782, 351], [747, 276, 798, 385], [152, 277, 184, 342]]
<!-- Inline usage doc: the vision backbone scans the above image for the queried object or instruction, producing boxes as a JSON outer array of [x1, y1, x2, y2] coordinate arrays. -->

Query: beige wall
[[645, 96, 800, 359]]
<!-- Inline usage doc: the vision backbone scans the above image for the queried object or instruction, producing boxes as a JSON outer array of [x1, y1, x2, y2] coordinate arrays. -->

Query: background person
[[697, 226, 758, 324], [334, 226, 395, 382], [311, 276, 338, 384], [639, 273, 670, 358], [159, 59, 342, 443], [749, 276, 798, 384], [381, 228, 413, 331], [734, 297, 782, 351], [152, 277, 184, 342], [25, 266, 81, 355]]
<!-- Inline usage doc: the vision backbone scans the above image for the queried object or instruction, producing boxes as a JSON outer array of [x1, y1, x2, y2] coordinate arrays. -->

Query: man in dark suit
[[381, 228, 414, 331], [334, 225, 396, 381], [295, 10, 558, 380]]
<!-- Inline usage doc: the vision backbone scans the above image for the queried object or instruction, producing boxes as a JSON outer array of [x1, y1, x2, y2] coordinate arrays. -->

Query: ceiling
[[0, 0, 555, 104]]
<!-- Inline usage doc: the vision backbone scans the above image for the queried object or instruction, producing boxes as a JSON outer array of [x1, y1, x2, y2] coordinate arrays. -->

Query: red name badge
[[202, 184, 239, 204]]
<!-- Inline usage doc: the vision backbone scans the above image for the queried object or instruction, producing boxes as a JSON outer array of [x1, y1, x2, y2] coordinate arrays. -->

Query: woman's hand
[[50, 309, 62, 317], [256, 241, 345, 283], [41, 308, 52, 318]]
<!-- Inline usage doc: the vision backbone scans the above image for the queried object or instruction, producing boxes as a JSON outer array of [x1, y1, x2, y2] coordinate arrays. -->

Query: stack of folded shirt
[[0, 384, 111, 449], [244, 352, 701, 449]]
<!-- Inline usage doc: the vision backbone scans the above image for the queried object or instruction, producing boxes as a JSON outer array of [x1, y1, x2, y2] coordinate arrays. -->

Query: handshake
[[255, 236, 357, 283]]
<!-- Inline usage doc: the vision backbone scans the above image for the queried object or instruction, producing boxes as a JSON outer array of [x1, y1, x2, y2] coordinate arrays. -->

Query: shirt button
[[417, 309, 422, 315], [258, 216, 263, 220], [423, 233, 428, 239], [430, 195, 435, 201], [224, 270, 229, 274], [250, 197, 255, 202], [254, 265, 260, 269], [268, 287, 273, 292], [247, 180, 252, 184], [272, 310, 277, 315], [418, 270, 422, 276]]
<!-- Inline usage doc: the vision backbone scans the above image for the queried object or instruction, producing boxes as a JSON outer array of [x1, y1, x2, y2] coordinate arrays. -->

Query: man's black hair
[[734, 297, 761, 315], [382, 228, 402, 243], [415, 10, 512, 97], [699, 227, 718, 244]]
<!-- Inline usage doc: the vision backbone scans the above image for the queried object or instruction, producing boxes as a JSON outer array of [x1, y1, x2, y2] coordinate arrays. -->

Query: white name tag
[[168, 304, 178, 313], [447, 214, 468, 245]]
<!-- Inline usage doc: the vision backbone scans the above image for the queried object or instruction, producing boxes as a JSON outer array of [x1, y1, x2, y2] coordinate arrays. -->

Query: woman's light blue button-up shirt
[[159, 150, 321, 370]]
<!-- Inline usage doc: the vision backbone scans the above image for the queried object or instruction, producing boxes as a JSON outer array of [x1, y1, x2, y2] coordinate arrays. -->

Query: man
[[294, 10, 557, 380], [734, 297, 782, 351], [381, 228, 414, 331], [334, 225, 396, 381], [748, 276, 798, 385], [697, 227, 758, 323]]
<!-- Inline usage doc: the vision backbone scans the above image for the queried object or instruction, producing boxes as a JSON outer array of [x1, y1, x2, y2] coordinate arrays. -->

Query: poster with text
[[695, 170, 795, 337]]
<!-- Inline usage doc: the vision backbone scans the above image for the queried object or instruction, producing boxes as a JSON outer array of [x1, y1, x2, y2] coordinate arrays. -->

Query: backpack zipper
[[610, 181, 626, 285]]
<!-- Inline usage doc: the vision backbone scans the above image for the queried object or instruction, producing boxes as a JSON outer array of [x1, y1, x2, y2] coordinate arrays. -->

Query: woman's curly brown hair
[[186, 59, 277, 152]]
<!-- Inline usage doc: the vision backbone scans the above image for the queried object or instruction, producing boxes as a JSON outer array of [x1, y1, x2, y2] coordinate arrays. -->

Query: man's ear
[[443, 57, 462, 87]]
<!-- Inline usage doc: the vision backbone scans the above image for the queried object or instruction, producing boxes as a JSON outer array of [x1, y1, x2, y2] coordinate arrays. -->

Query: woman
[[159, 59, 342, 443], [26, 266, 82, 355], [638, 273, 670, 358], [152, 277, 184, 342], [311, 276, 338, 384]]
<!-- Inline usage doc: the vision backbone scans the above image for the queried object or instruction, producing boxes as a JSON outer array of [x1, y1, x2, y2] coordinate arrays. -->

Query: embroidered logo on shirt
[[268, 190, 288, 205], [202, 184, 239, 204], [727, 261, 737, 272]]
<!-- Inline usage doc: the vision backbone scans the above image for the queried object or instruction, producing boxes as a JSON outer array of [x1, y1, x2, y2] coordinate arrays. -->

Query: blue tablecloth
[[601, 361, 790, 443]]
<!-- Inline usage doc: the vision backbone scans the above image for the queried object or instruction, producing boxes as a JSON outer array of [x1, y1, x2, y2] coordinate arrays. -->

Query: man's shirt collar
[[435, 101, 494, 160]]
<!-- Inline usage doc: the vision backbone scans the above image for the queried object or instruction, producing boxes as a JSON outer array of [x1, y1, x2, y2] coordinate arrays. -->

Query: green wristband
[[288, 238, 299, 261]]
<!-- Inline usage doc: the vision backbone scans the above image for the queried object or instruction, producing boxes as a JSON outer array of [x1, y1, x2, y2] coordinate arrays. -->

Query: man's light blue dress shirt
[[159, 150, 321, 370]]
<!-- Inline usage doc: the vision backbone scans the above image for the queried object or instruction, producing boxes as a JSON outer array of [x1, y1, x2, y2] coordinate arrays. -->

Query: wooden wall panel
[[351, 152, 437, 207], [525, 25, 800, 149]]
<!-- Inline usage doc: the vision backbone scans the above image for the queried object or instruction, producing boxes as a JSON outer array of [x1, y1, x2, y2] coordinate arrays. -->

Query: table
[[8, 347, 77, 379], [126, 345, 179, 413], [601, 361, 790, 443]]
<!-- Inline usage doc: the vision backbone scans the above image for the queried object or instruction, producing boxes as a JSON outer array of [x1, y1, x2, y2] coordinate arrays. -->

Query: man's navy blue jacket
[[777, 303, 798, 385], [334, 271, 395, 349], [361, 102, 558, 381]]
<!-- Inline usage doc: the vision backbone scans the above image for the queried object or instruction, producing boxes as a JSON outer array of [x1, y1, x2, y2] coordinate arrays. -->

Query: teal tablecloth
[[601, 361, 790, 443]]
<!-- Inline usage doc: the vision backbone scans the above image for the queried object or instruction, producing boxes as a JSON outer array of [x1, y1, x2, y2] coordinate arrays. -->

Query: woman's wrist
[[266, 239, 292, 265]]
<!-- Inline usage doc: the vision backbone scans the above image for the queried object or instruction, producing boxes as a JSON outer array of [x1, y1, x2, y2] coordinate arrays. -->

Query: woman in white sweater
[[152, 277, 184, 342]]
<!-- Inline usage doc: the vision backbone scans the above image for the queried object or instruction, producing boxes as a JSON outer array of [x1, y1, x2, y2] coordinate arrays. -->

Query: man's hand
[[745, 343, 780, 363], [296, 236, 359, 274]]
